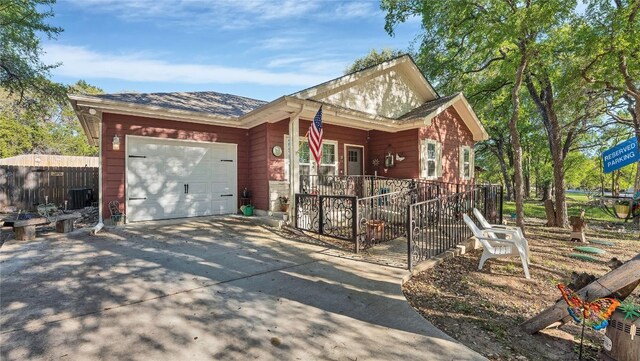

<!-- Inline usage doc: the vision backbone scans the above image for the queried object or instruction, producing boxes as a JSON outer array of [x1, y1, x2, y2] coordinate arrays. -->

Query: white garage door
[[126, 136, 237, 222]]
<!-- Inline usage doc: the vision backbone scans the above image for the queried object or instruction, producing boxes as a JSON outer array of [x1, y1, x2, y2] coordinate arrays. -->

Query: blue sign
[[603, 137, 639, 173]]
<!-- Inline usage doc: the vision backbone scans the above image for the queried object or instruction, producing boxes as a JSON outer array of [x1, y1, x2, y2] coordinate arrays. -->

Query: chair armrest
[[475, 236, 519, 245], [488, 224, 521, 232], [481, 228, 521, 239]]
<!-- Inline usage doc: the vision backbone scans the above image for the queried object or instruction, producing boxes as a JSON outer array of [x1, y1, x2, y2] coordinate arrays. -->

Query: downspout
[[93, 115, 104, 234]]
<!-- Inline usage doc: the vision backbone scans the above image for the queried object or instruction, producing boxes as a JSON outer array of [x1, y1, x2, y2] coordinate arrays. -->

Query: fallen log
[[520, 253, 640, 334]]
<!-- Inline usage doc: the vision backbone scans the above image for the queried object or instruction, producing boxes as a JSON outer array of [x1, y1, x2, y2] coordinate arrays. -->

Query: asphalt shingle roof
[[396, 93, 460, 123], [94, 91, 268, 118]]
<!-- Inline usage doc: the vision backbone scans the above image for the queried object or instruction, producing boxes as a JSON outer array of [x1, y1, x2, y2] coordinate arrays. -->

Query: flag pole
[[295, 131, 309, 155]]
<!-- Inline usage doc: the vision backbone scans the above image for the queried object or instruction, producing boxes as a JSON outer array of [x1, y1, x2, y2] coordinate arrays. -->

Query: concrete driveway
[[0, 216, 485, 361]]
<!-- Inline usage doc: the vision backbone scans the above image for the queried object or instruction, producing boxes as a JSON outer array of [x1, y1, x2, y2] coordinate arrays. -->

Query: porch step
[[245, 210, 291, 229]]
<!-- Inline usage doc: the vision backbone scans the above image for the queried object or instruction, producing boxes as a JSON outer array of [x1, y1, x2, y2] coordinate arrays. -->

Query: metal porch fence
[[294, 175, 503, 269], [407, 186, 503, 270], [299, 175, 475, 200]]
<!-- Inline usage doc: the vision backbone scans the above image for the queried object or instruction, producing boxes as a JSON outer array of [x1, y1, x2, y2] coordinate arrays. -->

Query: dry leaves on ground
[[403, 218, 639, 361]]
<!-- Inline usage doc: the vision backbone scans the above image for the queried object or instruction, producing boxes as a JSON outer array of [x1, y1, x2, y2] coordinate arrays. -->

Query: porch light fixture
[[112, 135, 120, 150], [384, 145, 395, 168]]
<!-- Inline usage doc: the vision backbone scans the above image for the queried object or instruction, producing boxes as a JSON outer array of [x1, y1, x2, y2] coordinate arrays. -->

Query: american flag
[[309, 106, 323, 166]]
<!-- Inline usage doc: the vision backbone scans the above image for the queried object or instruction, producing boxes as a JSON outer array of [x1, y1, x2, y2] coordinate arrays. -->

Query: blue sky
[[44, 0, 421, 101]]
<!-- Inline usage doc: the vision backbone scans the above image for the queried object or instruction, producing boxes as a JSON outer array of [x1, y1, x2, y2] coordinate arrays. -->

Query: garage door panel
[[183, 195, 213, 217], [183, 145, 209, 160], [128, 142, 163, 157], [128, 158, 167, 182], [128, 195, 185, 221], [212, 198, 233, 215], [186, 162, 214, 179], [187, 182, 208, 195], [126, 137, 236, 222], [211, 145, 234, 159]]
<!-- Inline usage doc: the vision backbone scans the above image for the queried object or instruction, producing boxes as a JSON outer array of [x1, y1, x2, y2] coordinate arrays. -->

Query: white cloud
[[258, 37, 305, 50], [67, 0, 377, 28], [43, 44, 332, 87], [333, 2, 379, 19], [266, 57, 312, 68], [299, 59, 349, 75]]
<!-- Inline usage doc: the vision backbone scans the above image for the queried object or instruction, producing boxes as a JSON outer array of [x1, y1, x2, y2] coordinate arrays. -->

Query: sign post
[[602, 137, 639, 174]]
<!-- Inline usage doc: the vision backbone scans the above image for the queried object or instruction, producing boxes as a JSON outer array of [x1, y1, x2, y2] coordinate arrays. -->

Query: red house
[[70, 55, 488, 223]]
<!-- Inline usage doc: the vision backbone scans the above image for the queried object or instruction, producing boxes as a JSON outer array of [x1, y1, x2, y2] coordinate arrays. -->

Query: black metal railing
[[299, 175, 475, 199], [406, 185, 503, 270], [294, 194, 357, 244], [356, 190, 413, 251], [295, 175, 503, 268]]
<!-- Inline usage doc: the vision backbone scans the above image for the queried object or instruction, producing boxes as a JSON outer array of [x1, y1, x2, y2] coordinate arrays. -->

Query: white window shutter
[[459, 146, 464, 179], [284, 136, 290, 181], [420, 140, 426, 178], [436, 142, 443, 178], [470, 147, 475, 179]]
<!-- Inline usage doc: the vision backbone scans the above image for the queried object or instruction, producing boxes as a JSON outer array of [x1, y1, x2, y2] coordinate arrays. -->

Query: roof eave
[[455, 94, 489, 141], [281, 97, 400, 132], [393, 94, 489, 141], [69, 97, 100, 146], [68, 94, 244, 129]]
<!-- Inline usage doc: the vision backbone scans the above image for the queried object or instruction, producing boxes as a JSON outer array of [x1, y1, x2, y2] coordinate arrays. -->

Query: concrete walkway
[[0, 216, 485, 361]]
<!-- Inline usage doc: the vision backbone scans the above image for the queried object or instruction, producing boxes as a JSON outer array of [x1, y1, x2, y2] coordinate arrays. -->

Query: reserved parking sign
[[603, 137, 639, 173]]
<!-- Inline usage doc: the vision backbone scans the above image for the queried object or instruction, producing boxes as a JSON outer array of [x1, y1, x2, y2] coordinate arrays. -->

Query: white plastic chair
[[463, 214, 531, 279], [473, 208, 530, 263]]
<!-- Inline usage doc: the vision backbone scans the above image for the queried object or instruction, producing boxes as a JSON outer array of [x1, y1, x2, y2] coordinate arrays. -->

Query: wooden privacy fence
[[0, 166, 98, 211]]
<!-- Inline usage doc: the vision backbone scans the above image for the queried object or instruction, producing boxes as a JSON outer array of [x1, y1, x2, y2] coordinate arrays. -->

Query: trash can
[[68, 188, 93, 209]]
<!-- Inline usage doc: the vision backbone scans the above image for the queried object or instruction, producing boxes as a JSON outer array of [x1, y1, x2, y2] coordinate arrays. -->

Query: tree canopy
[[345, 48, 405, 74], [381, 0, 640, 228], [0, 80, 102, 158], [0, 0, 66, 110]]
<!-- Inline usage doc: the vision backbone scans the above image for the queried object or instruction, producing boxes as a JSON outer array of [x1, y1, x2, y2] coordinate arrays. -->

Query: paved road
[[1, 216, 485, 360]]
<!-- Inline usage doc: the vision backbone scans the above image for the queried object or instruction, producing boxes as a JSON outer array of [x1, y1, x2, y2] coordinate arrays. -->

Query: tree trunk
[[541, 182, 552, 201], [509, 56, 528, 232], [494, 139, 513, 201], [544, 199, 556, 227], [616, 53, 640, 190], [550, 129, 568, 227], [524, 158, 531, 199], [633, 101, 640, 192], [525, 74, 568, 227], [636, 161, 640, 192]]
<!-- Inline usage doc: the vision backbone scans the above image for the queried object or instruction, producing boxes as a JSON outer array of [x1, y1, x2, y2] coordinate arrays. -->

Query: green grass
[[502, 197, 618, 222], [566, 193, 591, 203]]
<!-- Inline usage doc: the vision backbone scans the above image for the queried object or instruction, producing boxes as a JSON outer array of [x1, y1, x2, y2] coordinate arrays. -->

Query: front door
[[346, 147, 363, 175]]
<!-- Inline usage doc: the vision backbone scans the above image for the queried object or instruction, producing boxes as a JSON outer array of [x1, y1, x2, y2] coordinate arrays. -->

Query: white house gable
[[316, 69, 425, 119], [290, 55, 438, 119]]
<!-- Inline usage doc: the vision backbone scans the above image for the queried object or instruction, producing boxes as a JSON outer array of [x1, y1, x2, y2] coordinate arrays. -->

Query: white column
[[289, 113, 300, 213]]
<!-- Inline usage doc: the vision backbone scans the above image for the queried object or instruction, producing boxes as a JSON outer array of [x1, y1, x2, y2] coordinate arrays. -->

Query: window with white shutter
[[284, 135, 338, 180], [460, 146, 473, 180], [421, 139, 441, 180]]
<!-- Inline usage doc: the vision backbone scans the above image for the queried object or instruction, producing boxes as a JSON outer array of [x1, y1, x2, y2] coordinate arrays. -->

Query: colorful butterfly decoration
[[557, 284, 620, 330]]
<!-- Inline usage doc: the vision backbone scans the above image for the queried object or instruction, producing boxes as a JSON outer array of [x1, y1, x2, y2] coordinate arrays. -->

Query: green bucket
[[241, 205, 254, 216]]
